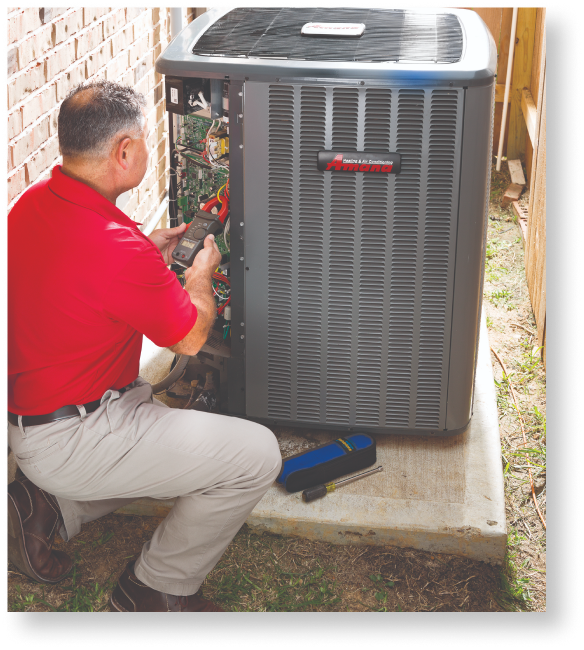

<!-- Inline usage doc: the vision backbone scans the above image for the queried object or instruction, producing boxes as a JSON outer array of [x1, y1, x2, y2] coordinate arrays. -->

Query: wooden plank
[[497, 8, 514, 84], [529, 21, 546, 195], [508, 159, 526, 185], [507, 8, 537, 160], [507, 8, 537, 159], [521, 88, 537, 145], [495, 84, 511, 103], [525, 68, 546, 361], [530, 9, 546, 106], [525, 9, 546, 184], [513, 201, 528, 244]]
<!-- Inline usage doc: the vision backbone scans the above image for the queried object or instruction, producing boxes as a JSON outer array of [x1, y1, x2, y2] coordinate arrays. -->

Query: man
[[7, 80, 281, 612]]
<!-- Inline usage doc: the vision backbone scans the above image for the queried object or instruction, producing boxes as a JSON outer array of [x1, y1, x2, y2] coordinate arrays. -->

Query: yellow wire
[[216, 183, 227, 204]]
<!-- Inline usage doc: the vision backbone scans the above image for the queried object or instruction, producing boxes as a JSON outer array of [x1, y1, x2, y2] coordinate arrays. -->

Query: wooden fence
[[465, 7, 546, 361]]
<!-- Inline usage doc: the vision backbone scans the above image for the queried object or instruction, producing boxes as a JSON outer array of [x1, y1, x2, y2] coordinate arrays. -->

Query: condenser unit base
[[125, 310, 505, 564]]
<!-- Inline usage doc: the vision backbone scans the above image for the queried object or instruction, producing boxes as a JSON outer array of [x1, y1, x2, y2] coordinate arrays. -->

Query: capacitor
[[223, 305, 231, 321]]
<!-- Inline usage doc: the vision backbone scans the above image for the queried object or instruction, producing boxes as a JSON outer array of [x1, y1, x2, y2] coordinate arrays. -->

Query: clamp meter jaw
[[172, 210, 223, 268]]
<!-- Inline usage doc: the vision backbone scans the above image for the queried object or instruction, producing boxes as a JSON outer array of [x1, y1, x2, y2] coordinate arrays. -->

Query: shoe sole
[[8, 494, 71, 585], [110, 590, 129, 612]]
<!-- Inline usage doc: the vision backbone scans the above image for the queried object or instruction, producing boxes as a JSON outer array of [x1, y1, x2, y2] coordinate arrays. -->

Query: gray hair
[[58, 80, 147, 160]]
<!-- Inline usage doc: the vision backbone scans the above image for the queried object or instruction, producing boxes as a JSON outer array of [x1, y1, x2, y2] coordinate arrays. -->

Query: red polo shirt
[[8, 166, 197, 415]]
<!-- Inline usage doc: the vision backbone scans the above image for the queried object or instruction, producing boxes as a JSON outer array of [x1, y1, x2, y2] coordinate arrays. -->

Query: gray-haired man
[[8, 80, 281, 612]]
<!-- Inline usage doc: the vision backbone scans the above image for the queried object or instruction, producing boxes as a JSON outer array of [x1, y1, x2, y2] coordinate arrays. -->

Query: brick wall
[[7, 7, 201, 227]]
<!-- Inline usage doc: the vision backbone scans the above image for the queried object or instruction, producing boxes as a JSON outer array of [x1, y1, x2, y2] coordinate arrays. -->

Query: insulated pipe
[[150, 353, 190, 395], [170, 7, 183, 39], [496, 8, 519, 171]]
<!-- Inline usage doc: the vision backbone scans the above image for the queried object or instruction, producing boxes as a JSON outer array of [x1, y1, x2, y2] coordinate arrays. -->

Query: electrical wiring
[[216, 183, 228, 203], [223, 217, 230, 252]]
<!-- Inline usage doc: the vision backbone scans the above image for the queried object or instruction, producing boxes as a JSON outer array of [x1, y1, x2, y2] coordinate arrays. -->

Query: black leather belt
[[8, 386, 130, 427]]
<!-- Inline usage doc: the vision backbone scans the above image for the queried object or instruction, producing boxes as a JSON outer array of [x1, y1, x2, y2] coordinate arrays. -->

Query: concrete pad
[[121, 311, 506, 564]]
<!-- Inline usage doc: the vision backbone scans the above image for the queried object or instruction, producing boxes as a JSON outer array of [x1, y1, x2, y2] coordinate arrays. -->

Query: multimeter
[[172, 210, 223, 268]]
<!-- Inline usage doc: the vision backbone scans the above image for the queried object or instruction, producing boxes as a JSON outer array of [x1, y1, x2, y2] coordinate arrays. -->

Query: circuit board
[[176, 114, 229, 223]]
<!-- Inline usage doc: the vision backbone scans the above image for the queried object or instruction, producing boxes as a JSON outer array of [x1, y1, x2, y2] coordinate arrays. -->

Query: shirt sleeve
[[102, 245, 197, 347]]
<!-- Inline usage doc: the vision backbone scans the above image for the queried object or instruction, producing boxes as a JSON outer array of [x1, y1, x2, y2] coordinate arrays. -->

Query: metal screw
[[241, 335, 245, 339], [240, 256, 244, 261], [239, 144, 243, 149], [240, 222, 244, 227], [238, 113, 243, 118], [240, 323, 244, 327], [238, 92, 243, 96]]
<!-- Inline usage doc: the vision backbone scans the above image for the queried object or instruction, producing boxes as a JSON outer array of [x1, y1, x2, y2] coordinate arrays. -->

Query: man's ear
[[115, 137, 133, 171]]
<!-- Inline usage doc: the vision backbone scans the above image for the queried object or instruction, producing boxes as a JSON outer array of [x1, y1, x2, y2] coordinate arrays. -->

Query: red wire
[[217, 296, 230, 315]]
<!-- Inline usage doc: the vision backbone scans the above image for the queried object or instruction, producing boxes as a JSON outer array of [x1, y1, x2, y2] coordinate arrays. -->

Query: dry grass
[[8, 163, 545, 612]]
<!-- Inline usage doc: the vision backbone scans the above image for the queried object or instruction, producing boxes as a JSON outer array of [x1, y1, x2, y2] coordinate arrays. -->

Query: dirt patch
[[8, 163, 545, 612]]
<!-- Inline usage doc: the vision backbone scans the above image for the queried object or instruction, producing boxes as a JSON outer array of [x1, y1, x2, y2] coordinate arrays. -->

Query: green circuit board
[[175, 114, 229, 223]]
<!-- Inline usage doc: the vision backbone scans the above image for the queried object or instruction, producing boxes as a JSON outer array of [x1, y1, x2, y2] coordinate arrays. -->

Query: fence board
[[507, 8, 537, 160], [493, 8, 514, 156], [526, 65, 546, 362], [525, 8, 546, 185]]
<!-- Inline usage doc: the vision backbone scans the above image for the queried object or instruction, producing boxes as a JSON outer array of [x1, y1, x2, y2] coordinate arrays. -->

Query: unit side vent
[[385, 89, 424, 428], [356, 88, 392, 427], [326, 88, 359, 424], [415, 90, 459, 428], [193, 8, 463, 64], [266, 85, 294, 419], [296, 86, 327, 422]]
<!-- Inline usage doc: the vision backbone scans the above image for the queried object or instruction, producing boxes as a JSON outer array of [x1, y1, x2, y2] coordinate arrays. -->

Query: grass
[[10, 561, 115, 612]]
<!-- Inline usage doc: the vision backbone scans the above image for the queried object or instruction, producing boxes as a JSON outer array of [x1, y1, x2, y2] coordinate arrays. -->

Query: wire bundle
[[212, 271, 231, 316]]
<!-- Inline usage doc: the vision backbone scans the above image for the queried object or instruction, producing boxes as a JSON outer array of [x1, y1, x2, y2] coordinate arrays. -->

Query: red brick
[[25, 135, 60, 184], [17, 24, 54, 70], [55, 58, 87, 102], [8, 46, 18, 77], [132, 11, 153, 41], [111, 25, 133, 57], [151, 8, 162, 24], [8, 110, 23, 140], [48, 105, 60, 137], [85, 43, 110, 79], [501, 183, 524, 207], [38, 8, 66, 25], [11, 129, 34, 168], [129, 33, 149, 64], [21, 84, 57, 129], [103, 9, 126, 40], [83, 8, 108, 28], [53, 9, 84, 46], [75, 22, 103, 58], [45, 41, 76, 79], [8, 62, 46, 109], [126, 8, 146, 22], [120, 69, 134, 88], [122, 191, 139, 218], [104, 52, 129, 82], [8, 166, 27, 203]]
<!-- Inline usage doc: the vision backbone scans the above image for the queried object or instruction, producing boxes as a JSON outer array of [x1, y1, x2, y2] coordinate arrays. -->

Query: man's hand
[[185, 234, 221, 281], [168, 235, 222, 357], [148, 222, 188, 265]]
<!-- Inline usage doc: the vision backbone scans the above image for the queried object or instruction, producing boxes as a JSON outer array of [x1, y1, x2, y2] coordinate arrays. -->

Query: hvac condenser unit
[[155, 7, 497, 436]]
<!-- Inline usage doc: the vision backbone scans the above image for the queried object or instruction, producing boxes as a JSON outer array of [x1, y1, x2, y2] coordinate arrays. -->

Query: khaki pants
[[8, 377, 281, 596]]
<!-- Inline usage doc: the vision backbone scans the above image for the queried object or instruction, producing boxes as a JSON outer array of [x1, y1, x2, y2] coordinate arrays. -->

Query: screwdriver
[[302, 466, 383, 503]]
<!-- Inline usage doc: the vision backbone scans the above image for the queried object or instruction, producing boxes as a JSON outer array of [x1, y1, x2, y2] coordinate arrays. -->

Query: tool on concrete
[[276, 434, 377, 493], [302, 466, 383, 503]]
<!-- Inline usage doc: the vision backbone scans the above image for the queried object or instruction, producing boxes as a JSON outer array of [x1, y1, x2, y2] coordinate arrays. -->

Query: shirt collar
[[48, 165, 141, 231]]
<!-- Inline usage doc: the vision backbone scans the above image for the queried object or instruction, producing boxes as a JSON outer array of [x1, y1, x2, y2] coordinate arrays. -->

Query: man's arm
[[169, 234, 222, 356]]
